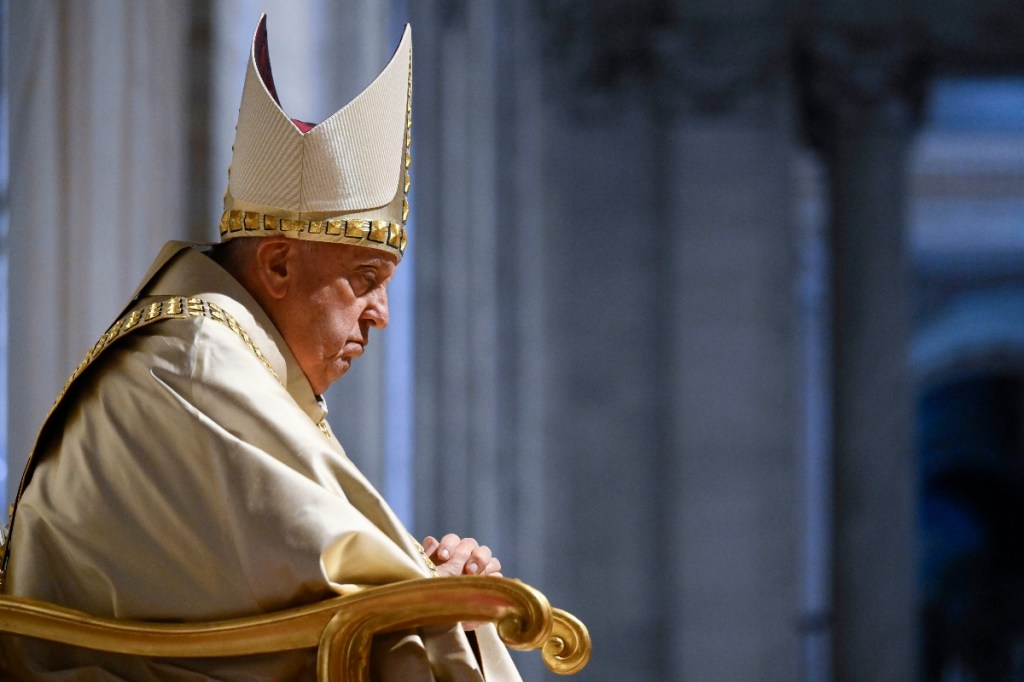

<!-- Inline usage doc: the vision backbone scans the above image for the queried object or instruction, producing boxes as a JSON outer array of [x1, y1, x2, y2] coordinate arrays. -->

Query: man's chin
[[313, 360, 349, 394], [334, 357, 354, 378]]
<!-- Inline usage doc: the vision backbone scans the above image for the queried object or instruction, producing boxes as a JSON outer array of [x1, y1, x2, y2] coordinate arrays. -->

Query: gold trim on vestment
[[1, 296, 280, 586]]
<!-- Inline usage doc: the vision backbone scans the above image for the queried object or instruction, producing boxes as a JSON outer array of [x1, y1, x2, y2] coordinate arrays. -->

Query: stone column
[[661, 16, 803, 682], [795, 26, 927, 682], [7, 2, 195, 505]]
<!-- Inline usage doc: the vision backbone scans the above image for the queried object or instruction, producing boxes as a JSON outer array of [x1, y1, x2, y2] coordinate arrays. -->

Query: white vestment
[[0, 243, 520, 681]]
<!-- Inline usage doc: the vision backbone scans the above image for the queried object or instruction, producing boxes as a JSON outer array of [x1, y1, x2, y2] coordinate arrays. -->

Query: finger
[[443, 537, 478, 574], [421, 536, 440, 557], [464, 545, 492, 575], [436, 533, 463, 562], [478, 556, 502, 576]]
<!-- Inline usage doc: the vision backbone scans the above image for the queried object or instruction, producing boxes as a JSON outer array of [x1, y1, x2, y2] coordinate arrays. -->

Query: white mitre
[[220, 15, 412, 260]]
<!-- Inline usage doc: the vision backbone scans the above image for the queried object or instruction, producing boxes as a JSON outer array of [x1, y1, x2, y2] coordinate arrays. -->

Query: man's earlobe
[[255, 239, 292, 300]]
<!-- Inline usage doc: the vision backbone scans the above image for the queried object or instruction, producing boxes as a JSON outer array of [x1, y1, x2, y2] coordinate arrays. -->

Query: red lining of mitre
[[254, 16, 317, 134], [253, 16, 281, 106]]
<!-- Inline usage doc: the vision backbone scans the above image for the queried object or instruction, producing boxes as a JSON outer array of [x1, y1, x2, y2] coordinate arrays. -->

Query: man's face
[[278, 242, 396, 395]]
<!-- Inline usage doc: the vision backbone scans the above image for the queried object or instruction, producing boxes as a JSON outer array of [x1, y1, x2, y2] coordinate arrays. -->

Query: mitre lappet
[[220, 15, 412, 260]]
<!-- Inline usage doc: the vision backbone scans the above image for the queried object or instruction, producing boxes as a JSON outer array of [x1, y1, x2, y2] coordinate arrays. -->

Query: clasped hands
[[421, 534, 503, 632], [421, 534, 502, 578]]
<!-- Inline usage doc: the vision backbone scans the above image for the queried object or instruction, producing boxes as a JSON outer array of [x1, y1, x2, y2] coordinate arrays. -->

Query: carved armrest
[[0, 576, 590, 680]]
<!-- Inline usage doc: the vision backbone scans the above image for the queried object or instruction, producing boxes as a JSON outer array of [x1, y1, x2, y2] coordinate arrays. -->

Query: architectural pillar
[[796, 26, 926, 681], [540, 104, 668, 681], [663, 15, 803, 682]]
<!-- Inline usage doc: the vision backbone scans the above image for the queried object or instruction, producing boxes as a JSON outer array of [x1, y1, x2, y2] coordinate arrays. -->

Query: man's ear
[[254, 238, 293, 300]]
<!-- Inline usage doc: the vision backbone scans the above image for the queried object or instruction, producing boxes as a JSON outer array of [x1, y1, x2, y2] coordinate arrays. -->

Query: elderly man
[[0, 16, 519, 681]]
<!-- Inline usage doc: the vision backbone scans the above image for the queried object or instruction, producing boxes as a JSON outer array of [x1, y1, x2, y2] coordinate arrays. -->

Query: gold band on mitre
[[218, 210, 408, 256], [221, 15, 412, 261]]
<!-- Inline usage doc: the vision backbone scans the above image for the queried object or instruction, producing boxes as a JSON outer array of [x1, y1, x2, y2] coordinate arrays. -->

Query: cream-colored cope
[[0, 244, 521, 680], [221, 15, 412, 260]]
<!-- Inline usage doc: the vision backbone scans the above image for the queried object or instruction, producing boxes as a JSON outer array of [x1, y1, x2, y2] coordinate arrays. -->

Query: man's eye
[[353, 272, 378, 293]]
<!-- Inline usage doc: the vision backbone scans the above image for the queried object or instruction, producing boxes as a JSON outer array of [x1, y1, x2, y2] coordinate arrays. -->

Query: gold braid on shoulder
[[0, 296, 279, 586]]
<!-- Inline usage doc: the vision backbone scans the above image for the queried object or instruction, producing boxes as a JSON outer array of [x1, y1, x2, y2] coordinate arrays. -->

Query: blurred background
[[2, 0, 1024, 680]]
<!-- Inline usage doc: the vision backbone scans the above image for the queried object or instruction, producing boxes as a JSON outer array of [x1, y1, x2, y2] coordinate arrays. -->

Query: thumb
[[421, 535, 440, 558]]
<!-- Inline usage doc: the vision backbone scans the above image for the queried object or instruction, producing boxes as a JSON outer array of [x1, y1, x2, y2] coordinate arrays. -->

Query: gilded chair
[[0, 575, 590, 680]]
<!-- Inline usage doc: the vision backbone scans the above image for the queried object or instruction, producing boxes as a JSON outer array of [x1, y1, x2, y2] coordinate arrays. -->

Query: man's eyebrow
[[356, 259, 386, 269]]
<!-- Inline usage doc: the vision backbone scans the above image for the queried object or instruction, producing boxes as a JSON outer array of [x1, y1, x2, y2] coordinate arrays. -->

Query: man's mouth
[[341, 341, 365, 359]]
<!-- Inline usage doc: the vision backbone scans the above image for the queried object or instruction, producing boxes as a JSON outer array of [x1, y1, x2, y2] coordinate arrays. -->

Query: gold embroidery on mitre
[[387, 223, 402, 249], [368, 221, 390, 244], [243, 212, 262, 230], [218, 210, 408, 257], [345, 219, 370, 239]]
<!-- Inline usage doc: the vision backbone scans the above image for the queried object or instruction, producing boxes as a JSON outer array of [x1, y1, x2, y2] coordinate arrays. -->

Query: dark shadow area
[[920, 373, 1024, 681]]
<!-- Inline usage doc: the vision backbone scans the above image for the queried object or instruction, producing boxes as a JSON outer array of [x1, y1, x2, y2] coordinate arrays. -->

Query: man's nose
[[363, 287, 389, 329]]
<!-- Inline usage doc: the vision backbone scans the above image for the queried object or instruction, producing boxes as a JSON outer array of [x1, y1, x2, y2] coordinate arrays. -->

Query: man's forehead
[[347, 248, 398, 269], [314, 241, 399, 270]]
